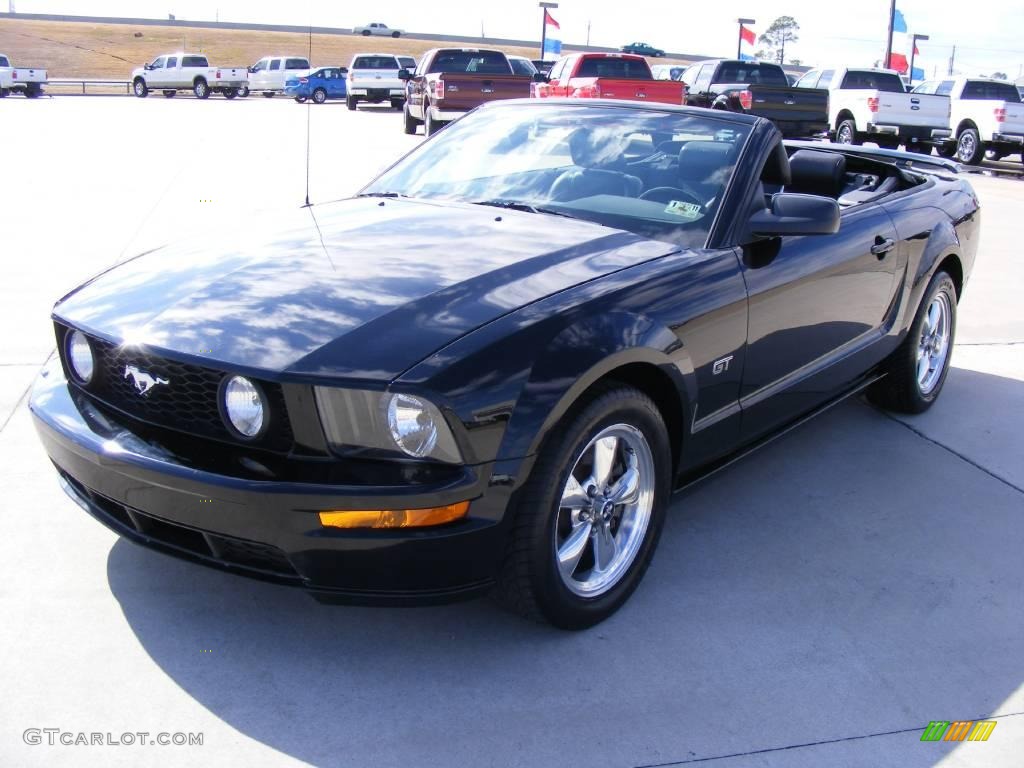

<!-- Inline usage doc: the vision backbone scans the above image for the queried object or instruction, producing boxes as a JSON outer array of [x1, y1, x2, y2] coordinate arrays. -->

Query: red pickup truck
[[533, 53, 687, 105], [401, 48, 535, 136]]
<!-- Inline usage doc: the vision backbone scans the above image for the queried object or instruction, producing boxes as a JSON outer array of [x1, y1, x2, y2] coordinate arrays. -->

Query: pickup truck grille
[[57, 324, 294, 452]]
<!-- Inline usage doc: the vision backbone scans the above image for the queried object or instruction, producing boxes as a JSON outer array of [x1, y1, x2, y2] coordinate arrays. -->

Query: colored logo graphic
[[921, 720, 997, 742]]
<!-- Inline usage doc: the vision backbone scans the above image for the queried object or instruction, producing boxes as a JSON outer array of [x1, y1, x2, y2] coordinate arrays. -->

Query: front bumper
[[29, 358, 516, 604]]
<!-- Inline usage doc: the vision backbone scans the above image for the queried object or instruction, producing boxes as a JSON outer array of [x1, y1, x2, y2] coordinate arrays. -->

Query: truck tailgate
[[350, 69, 404, 90], [13, 68, 46, 83], [747, 84, 828, 125], [571, 77, 685, 105], [999, 101, 1024, 135], [875, 92, 948, 128], [435, 74, 532, 110]]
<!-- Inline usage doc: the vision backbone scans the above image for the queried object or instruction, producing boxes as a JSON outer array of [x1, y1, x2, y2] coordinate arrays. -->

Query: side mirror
[[532, 72, 549, 83], [747, 193, 840, 238], [340, 67, 349, 74], [144, 63, 153, 70], [398, 68, 412, 81]]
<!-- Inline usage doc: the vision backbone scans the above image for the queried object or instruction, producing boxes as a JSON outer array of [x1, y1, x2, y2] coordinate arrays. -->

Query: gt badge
[[712, 355, 734, 375]]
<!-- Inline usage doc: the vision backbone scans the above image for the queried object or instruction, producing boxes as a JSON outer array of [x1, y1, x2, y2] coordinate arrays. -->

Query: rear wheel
[[867, 270, 957, 414], [0, 88, 7, 98], [424, 106, 440, 136], [985, 148, 1006, 162], [294, 95, 307, 103], [936, 144, 956, 158], [835, 118, 858, 145], [362, 29, 371, 36], [312, 87, 327, 104], [193, 79, 209, 99], [223, 88, 238, 99], [494, 384, 671, 629], [403, 103, 420, 134], [955, 128, 984, 165], [162, 90, 176, 98], [392, 31, 401, 38], [133, 78, 148, 98], [346, 95, 358, 110], [262, 91, 275, 98], [24, 84, 41, 98]]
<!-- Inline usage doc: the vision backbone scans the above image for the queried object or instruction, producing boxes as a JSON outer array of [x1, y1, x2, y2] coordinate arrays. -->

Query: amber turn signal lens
[[318, 501, 470, 529]]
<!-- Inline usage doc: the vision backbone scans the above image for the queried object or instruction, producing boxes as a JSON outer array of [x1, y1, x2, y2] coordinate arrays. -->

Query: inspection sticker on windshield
[[664, 200, 702, 219]]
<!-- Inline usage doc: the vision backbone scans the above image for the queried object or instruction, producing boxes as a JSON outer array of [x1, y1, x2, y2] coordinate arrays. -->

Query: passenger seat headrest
[[677, 141, 734, 184], [788, 149, 847, 197]]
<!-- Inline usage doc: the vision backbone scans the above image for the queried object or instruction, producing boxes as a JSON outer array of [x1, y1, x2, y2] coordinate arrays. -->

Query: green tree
[[757, 16, 800, 65], [990, 71, 1008, 80]]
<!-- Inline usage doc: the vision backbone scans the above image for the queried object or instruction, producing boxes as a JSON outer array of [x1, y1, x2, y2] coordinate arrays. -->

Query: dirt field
[[0, 18, 550, 78]]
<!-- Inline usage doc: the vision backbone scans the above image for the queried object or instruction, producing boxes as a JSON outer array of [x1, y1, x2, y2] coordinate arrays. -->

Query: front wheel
[[193, 79, 209, 99], [494, 384, 671, 629], [867, 271, 957, 414], [312, 88, 327, 104], [133, 78, 148, 98], [955, 128, 984, 165], [237, 86, 249, 98], [392, 31, 401, 38], [835, 118, 858, 145]]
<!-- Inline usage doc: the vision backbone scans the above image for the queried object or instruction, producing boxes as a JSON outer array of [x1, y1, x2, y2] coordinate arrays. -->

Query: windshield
[[353, 56, 398, 70], [427, 50, 511, 75], [362, 104, 751, 249], [577, 57, 652, 79], [715, 62, 788, 86]]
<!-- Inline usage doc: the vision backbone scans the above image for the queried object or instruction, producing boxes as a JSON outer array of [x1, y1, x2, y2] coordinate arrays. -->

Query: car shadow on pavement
[[105, 368, 1024, 768]]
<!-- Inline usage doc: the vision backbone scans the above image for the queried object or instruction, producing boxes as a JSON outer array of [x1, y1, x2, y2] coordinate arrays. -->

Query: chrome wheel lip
[[916, 291, 951, 395], [554, 423, 655, 598], [837, 124, 853, 144]]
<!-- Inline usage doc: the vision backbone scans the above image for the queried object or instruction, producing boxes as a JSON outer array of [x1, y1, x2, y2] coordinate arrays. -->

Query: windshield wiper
[[470, 199, 578, 220], [357, 191, 411, 199]]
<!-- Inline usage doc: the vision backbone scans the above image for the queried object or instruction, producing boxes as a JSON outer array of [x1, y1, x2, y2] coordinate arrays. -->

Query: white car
[[248, 56, 313, 97], [0, 53, 47, 98], [507, 56, 538, 77], [797, 66, 950, 151], [913, 77, 1024, 164], [353, 23, 404, 38], [346, 53, 406, 110], [650, 64, 685, 81], [131, 53, 247, 99]]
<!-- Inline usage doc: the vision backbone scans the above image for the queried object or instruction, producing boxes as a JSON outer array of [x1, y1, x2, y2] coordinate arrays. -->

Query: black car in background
[[31, 101, 977, 629]]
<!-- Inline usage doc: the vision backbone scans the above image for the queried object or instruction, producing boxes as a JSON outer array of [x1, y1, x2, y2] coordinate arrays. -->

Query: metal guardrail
[[46, 79, 132, 94]]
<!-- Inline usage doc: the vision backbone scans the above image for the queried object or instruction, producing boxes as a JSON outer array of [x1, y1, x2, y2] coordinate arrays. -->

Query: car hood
[[54, 197, 674, 381]]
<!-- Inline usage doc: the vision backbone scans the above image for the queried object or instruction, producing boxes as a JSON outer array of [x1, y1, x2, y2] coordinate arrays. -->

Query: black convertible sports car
[[31, 101, 979, 628]]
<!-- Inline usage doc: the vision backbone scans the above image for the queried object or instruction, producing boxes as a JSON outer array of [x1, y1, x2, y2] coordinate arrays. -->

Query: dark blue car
[[284, 66, 348, 103]]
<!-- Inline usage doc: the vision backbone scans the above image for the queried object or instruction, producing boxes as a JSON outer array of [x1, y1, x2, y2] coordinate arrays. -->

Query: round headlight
[[66, 330, 95, 384], [222, 375, 265, 438], [387, 393, 438, 458]]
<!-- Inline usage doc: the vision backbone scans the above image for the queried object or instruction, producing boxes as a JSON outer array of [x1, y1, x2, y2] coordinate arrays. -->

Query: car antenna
[[303, 12, 313, 208]]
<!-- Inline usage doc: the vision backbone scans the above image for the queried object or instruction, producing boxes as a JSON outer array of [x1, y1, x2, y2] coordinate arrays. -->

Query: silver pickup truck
[[346, 53, 407, 110], [0, 53, 47, 98]]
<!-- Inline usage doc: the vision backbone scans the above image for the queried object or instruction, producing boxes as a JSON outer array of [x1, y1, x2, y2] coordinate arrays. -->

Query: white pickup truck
[[132, 53, 247, 99], [0, 53, 47, 98], [248, 56, 312, 97], [912, 77, 1024, 164], [346, 53, 406, 110], [796, 66, 950, 151]]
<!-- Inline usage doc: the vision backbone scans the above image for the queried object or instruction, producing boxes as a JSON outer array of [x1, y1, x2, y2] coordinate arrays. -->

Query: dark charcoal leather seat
[[549, 129, 643, 202]]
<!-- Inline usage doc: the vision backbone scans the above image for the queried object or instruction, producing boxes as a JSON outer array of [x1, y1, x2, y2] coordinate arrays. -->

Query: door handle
[[871, 237, 896, 257]]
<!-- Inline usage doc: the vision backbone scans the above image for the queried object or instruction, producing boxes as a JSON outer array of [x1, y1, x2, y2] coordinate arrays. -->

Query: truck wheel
[[223, 88, 238, 99], [312, 87, 327, 104], [955, 128, 983, 165], [24, 84, 41, 98], [262, 91, 275, 98], [392, 31, 401, 38], [237, 86, 249, 98], [346, 95, 358, 110], [985, 148, 1005, 162], [403, 103, 420, 134], [193, 79, 209, 99], [133, 78, 148, 98], [424, 107, 439, 136], [493, 384, 671, 629], [835, 119, 858, 145], [936, 144, 956, 158], [361, 29, 371, 35], [162, 90, 176, 98], [0, 88, 7, 98], [391, 98, 404, 110], [868, 271, 956, 414]]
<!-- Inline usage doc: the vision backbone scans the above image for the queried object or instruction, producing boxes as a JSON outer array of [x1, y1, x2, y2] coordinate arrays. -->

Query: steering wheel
[[639, 185, 705, 209]]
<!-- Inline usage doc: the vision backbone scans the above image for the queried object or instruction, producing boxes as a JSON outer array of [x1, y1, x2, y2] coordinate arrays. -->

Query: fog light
[[222, 375, 266, 438], [318, 501, 470, 529], [66, 330, 95, 384]]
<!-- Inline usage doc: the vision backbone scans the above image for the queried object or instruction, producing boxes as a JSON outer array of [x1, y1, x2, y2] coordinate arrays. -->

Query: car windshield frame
[[361, 103, 753, 250]]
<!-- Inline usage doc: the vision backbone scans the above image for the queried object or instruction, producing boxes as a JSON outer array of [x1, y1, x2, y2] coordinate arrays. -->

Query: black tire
[[133, 78, 148, 98], [223, 88, 238, 99], [494, 383, 672, 629], [391, 98, 404, 110], [867, 270, 957, 414], [955, 128, 984, 165], [403, 103, 420, 134], [0, 88, 7, 98], [905, 142, 931, 154], [346, 95, 358, 110], [936, 144, 956, 158], [294, 95, 307, 103], [985, 148, 1005, 162], [237, 86, 249, 98], [312, 87, 327, 104], [162, 90, 176, 98], [193, 79, 209, 99], [362, 29, 371, 36], [392, 31, 401, 38], [24, 84, 40, 98], [262, 91, 275, 98], [424, 105, 439, 136], [835, 118, 858, 145]]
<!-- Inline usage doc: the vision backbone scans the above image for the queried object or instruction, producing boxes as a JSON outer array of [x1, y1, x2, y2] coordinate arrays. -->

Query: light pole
[[737, 18, 755, 59], [909, 33, 929, 84], [539, 2, 558, 60]]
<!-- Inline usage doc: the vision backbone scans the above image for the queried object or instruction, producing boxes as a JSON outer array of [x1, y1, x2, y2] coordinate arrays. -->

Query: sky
[[9, 0, 1024, 79]]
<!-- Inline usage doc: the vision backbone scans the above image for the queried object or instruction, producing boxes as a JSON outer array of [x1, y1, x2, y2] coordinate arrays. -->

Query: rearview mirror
[[398, 68, 411, 81], [532, 72, 549, 83], [747, 193, 840, 238]]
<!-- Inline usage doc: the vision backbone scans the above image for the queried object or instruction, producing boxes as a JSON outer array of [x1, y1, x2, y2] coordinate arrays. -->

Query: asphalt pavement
[[0, 96, 1021, 768]]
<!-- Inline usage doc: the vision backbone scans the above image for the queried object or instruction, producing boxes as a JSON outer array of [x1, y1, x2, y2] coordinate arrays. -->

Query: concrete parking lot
[[0, 96, 1021, 768]]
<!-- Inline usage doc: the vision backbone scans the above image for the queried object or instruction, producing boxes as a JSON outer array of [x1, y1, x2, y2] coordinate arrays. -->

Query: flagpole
[[538, 2, 558, 60], [737, 18, 754, 60], [884, 0, 896, 68]]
